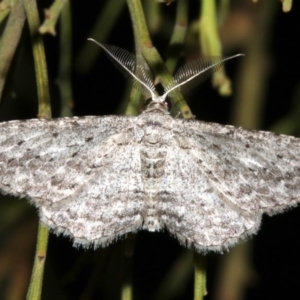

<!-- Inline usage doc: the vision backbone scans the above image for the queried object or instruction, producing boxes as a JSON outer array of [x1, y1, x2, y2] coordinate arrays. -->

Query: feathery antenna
[[88, 38, 156, 100], [88, 38, 244, 103]]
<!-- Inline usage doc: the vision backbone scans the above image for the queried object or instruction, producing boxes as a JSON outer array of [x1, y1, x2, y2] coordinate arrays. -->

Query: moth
[[0, 39, 299, 253]]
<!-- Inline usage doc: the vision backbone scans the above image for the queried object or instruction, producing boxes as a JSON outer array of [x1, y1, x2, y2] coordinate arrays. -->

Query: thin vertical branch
[[75, 0, 126, 74], [200, 0, 232, 95], [144, 0, 161, 34], [281, 0, 292, 12], [200, 0, 221, 56], [23, 0, 51, 118], [0, 1, 10, 21], [58, 0, 73, 117], [193, 251, 207, 300], [219, 0, 230, 24], [217, 2, 278, 300], [0, 0, 25, 101], [126, 0, 193, 119], [125, 86, 144, 116], [214, 243, 253, 300], [231, 1, 277, 129], [22, 0, 51, 298], [39, 0, 68, 35], [26, 224, 49, 300], [125, 0, 151, 116], [165, 0, 188, 74]]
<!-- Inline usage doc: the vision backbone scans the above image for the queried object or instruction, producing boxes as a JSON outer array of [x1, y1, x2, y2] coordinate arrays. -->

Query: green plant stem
[[126, 0, 193, 119], [26, 223, 49, 300], [126, 0, 151, 48], [125, 0, 150, 115], [58, 0, 73, 117], [193, 252, 207, 300], [282, 0, 292, 12], [200, 0, 220, 56], [75, 0, 126, 74], [144, 0, 161, 34], [165, 0, 188, 74], [214, 243, 252, 300], [23, 0, 51, 118], [0, 6, 10, 24], [39, 0, 67, 35], [231, 0, 277, 129], [0, 0, 25, 101], [23, 0, 51, 298], [0, 0, 15, 10], [219, 0, 230, 24], [200, 0, 232, 96], [125, 86, 143, 116]]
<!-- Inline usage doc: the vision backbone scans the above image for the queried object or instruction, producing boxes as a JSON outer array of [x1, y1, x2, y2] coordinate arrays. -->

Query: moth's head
[[144, 95, 170, 114]]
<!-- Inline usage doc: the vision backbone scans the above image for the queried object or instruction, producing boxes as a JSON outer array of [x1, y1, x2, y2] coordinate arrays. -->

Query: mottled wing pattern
[[153, 122, 260, 253], [155, 118, 300, 252], [182, 121, 300, 216], [2, 111, 300, 252], [0, 116, 145, 246], [40, 142, 145, 247]]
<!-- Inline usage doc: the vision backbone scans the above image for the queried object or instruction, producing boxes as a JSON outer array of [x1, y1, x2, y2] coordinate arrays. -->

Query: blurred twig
[[58, 0, 73, 117], [199, 0, 233, 96], [22, 0, 51, 298], [125, 85, 144, 116], [0, 214, 37, 300], [214, 244, 255, 300], [126, 0, 193, 118], [144, 0, 161, 34], [219, 0, 230, 25], [0, 0, 14, 11], [0, 5, 10, 24], [215, 2, 278, 300], [0, 0, 25, 101], [281, 0, 292, 12], [23, 0, 51, 119], [39, 0, 68, 35], [231, 1, 277, 129], [26, 224, 49, 300], [75, 0, 126, 74], [193, 252, 207, 300], [165, 0, 188, 74]]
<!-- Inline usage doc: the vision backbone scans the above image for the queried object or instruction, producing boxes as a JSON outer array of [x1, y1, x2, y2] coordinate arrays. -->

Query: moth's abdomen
[[140, 126, 168, 231]]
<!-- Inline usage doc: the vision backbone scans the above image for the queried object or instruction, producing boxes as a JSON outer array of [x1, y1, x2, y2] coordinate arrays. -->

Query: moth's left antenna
[[88, 38, 156, 100]]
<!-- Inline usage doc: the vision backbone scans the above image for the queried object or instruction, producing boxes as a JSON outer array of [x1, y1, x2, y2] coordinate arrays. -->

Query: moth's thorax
[[138, 102, 173, 133], [142, 100, 170, 115]]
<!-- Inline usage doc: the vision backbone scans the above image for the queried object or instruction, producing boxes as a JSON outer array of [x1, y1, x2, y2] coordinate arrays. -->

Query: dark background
[[0, 1, 300, 299]]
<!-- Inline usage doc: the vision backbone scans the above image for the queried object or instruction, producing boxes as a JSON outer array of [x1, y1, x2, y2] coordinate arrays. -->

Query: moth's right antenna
[[88, 39, 156, 100], [161, 54, 244, 101]]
